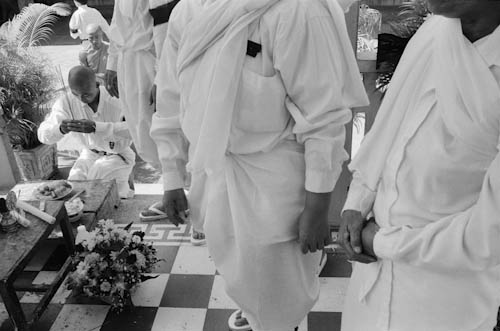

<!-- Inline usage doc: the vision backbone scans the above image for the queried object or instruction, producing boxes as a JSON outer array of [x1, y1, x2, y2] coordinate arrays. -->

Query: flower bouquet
[[66, 220, 160, 312]]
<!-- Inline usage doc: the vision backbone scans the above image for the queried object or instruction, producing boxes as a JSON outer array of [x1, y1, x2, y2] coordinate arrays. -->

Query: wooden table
[[0, 179, 120, 330], [0, 201, 74, 331], [13, 179, 120, 232]]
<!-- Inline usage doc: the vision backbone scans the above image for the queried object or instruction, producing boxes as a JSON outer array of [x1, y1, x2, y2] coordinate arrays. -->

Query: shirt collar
[[474, 23, 500, 67]]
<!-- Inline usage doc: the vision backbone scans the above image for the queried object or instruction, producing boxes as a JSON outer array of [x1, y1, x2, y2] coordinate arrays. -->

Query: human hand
[[339, 210, 377, 264], [61, 119, 96, 134], [163, 188, 188, 226], [361, 218, 379, 258], [105, 70, 119, 98], [150, 84, 157, 111], [298, 192, 332, 254]]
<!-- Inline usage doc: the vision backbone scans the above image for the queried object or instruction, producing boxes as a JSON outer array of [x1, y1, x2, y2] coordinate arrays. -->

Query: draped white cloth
[[152, 0, 366, 330], [177, 0, 361, 175], [107, 0, 159, 164], [343, 16, 500, 331]]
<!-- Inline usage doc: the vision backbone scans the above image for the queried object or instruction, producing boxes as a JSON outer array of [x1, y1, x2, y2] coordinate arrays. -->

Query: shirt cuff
[[163, 170, 186, 191], [94, 122, 106, 134], [342, 181, 376, 218], [55, 126, 66, 139], [305, 169, 337, 193]]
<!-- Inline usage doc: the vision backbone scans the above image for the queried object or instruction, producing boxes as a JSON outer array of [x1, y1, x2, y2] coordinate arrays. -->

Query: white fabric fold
[[177, 0, 362, 175], [177, 0, 281, 174], [350, 15, 500, 191], [349, 14, 500, 306], [117, 0, 135, 18]]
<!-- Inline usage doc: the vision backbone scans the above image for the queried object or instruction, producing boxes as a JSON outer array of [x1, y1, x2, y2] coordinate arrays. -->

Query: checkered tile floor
[[0, 212, 351, 331]]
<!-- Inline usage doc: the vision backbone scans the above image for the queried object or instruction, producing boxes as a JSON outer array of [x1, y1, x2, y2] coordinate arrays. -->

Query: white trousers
[[68, 149, 135, 199], [117, 50, 159, 165], [189, 141, 321, 331]]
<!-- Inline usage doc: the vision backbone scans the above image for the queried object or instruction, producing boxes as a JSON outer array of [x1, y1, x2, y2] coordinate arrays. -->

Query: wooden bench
[[0, 201, 74, 331]]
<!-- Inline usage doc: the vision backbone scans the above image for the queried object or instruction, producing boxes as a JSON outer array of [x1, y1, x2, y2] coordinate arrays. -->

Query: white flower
[[84, 252, 100, 265], [86, 237, 97, 251], [100, 281, 112, 292], [132, 235, 141, 244], [76, 261, 88, 276]]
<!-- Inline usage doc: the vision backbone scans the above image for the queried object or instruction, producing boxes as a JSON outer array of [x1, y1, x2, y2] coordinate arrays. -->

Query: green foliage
[[376, 0, 432, 93], [388, 0, 431, 38], [0, 3, 71, 47], [0, 2, 70, 150], [0, 43, 57, 149]]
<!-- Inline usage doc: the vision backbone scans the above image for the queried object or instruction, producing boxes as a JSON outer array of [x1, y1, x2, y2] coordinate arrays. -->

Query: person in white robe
[[150, 0, 368, 330], [38, 66, 135, 199], [105, 0, 159, 164], [339, 1, 500, 330], [69, 0, 110, 49]]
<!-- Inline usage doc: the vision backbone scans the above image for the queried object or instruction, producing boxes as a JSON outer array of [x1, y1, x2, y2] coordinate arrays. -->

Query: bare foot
[[234, 310, 249, 327], [192, 230, 205, 240]]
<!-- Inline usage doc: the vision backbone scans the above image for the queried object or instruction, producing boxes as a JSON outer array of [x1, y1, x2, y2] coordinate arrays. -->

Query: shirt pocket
[[234, 67, 289, 133]]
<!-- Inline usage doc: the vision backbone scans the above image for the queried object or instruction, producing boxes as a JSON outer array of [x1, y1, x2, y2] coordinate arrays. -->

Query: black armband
[[149, 0, 180, 26]]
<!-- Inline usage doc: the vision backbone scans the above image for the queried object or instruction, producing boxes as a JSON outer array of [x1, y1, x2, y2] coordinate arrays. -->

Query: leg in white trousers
[[68, 153, 134, 199]]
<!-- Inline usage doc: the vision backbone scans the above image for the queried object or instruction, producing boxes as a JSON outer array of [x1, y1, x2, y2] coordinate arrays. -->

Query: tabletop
[[0, 201, 64, 281]]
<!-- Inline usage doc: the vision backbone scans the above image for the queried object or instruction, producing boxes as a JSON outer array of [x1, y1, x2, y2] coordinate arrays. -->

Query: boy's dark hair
[[75, 0, 89, 5]]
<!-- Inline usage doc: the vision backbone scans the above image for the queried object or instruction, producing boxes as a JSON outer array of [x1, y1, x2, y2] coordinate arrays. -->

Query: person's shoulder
[[264, 0, 331, 24], [53, 91, 76, 111], [79, 49, 89, 61], [169, 0, 200, 26]]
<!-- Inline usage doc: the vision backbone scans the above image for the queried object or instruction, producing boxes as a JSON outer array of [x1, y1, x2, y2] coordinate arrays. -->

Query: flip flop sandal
[[190, 229, 206, 246], [228, 309, 252, 331], [139, 202, 168, 222]]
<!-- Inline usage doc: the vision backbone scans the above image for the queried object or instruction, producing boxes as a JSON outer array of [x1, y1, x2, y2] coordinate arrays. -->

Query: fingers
[[300, 241, 310, 254], [165, 203, 181, 226], [64, 120, 94, 133], [163, 189, 188, 227], [350, 224, 363, 254], [341, 229, 357, 257], [350, 253, 377, 264], [105, 72, 119, 98], [300, 235, 330, 254]]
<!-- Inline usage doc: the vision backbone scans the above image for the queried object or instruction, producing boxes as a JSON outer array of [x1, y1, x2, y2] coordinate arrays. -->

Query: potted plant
[[0, 2, 70, 181], [376, 0, 431, 92], [66, 220, 161, 312]]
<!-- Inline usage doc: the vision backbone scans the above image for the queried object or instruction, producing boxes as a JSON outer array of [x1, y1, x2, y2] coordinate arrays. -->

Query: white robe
[[151, 0, 367, 330], [38, 87, 135, 199], [69, 4, 110, 41], [107, 0, 159, 164], [342, 17, 500, 331]]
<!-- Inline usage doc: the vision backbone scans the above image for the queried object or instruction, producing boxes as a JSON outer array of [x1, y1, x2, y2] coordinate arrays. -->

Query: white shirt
[[106, 0, 155, 71], [344, 26, 500, 330], [151, 0, 368, 192], [38, 86, 133, 159], [69, 5, 110, 40]]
